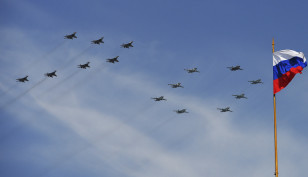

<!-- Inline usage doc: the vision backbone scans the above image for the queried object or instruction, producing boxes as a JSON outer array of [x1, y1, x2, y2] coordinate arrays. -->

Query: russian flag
[[273, 49, 307, 94]]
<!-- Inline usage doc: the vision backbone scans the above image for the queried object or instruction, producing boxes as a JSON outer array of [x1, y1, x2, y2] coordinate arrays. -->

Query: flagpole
[[272, 38, 278, 177]]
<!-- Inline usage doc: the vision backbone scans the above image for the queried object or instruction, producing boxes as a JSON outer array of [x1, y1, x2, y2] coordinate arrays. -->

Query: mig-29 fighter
[[227, 65, 243, 71], [151, 96, 167, 101], [45, 70, 57, 78], [217, 107, 232, 112], [168, 83, 184, 88], [16, 76, 29, 82], [232, 94, 247, 99], [121, 41, 134, 48], [78, 62, 90, 69], [174, 109, 189, 114], [91, 37, 104, 44], [184, 67, 200, 73], [106, 56, 119, 63], [248, 79, 263, 84], [64, 32, 77, 39]]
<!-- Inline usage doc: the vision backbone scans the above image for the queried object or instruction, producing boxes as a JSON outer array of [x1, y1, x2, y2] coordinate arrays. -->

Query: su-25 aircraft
[[174, 109, 189, 114], [45, 70, 57, 78], [121, 41, 134, 48], [232, 94, 247, 99], [217, 107, 232, 112], [227, 65, 243, 71], [16, 76, 29, 82], [151, 96, 167, 101], [184, 67, 200, 73], [91, 37, 104, 44], [248, 79, 263, 84], [106, 56, 119, 63], [64, 32, 77, 39], [168, 83, 184, 88], [78, 62, 90, 69]]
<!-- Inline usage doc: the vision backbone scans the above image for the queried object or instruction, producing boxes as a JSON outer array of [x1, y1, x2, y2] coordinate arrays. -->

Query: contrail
[[59, 46, 93, 71], [38, 69, 82, 98], [52, 63, 106, 101], [0, 83, 18, 99], [24, 41, 68, 72], [147, 115, 177, 135], [0, 78, 47, 109]]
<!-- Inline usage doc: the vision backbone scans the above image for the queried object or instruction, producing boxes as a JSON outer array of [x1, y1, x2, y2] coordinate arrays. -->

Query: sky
[[0, 0, 308, 177]]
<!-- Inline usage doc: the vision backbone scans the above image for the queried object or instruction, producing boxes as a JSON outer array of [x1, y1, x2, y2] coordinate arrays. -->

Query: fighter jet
[[16, 76, 29, 82], [106, 56, 119, 63], [151, 96, 167, 101], [174, 109, 189, 114], [45, 70, 57, 78], [168, 83, 184, 88], [217, 107, 232, 112], [232, 94, 247, 99], [184, 67, 200, 73], [64, 32, 77, 39], [227, 65, 243, 71], [121, 41, 134, 48], [248, 79, 263, 84], [78, 62, 90, 69], [91, 37, 104, 44]]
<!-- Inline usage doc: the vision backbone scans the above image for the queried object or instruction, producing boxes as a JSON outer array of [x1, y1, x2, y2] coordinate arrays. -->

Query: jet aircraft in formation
[[248, 79, 263, 84], [13, 32, 266, 116], [168, 83, 184, 88], [45, 70, 57, 78], [106, 56, 119, 63], [121, 41, 134, 48], [151, 96, 167, 101], [217, 107, 232, 112], [92, 37, 104, 44], [174, 109, 189, 114], [232, 94, 247, 99], [78, 62, 90, 69], [64, 32, 77, 39], [227, 65, 243, 71], [184, 67, 200, 73], [16, 76, 29, 82]]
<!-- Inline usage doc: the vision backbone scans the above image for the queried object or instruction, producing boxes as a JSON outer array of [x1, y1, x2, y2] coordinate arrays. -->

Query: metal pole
[[272, 38, 278, 177]]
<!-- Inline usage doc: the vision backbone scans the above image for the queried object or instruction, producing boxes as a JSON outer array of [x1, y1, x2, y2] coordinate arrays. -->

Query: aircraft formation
[[13, 32, 264, 115], [151, 63, 263, 114]]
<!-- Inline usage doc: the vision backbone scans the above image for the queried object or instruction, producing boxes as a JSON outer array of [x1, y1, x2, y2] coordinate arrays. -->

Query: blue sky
[[1, 0, 308, 177]]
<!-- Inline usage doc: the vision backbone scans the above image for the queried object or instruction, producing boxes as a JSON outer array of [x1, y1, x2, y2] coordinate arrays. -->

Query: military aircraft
[[168, 83, 184, 88], [174, 109, 189, 114], [16, 76, 29, 82], [217, 107, 232, 112], [184, 67, 200, 73], [151, 96, 167, 101], [248, 79, 263, 84], [64, 32, 77, 39], [45, 70, 57, 78], [78, 62, 90, 69], [121, 41, 134, 48], [227, 65, 243, 71], [91, 37, 104, 44], [232, 94, 247, 99], [106, 56, 119, 63]]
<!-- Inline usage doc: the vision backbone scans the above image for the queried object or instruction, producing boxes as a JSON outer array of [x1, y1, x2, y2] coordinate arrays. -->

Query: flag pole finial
[[272, 38, 275, 53]]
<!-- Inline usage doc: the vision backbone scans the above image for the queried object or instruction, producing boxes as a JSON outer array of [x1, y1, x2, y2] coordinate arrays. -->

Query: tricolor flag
[[273, 49, 307, 94]]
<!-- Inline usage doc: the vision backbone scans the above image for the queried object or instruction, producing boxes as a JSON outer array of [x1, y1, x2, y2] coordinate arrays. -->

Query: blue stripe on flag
[[273, 57, 307, 80]]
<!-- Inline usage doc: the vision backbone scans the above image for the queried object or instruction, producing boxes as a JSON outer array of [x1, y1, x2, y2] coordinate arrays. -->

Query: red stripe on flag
[[273, 66, 304, 94]]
